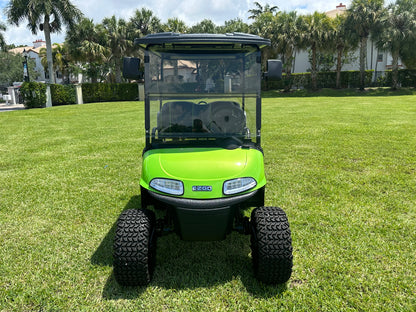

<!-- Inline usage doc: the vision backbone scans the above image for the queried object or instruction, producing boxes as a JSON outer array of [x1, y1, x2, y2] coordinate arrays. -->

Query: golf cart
[[114, 32, 293, 286]]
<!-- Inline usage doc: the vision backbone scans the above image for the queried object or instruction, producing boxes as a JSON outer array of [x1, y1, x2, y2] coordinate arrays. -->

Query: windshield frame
[[141, 42, 264, 151]]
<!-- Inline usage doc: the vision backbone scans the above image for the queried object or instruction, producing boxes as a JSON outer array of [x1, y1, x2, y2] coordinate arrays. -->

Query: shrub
[[50, 84, 76, 105], [262, 70, 374, 91], [262, 72, 312, 90], [400, 69, 416, 87], [20, 82, 47, 108], [81, 83, 138, 103], [383, 69, 416, 88], [339, 70, 373, 88]]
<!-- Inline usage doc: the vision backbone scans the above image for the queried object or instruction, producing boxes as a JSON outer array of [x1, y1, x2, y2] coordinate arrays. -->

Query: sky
[[0, 0, 352, 46]]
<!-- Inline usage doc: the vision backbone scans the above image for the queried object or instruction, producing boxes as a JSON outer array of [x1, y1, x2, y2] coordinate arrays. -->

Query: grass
[[1, 96, 415, 311]]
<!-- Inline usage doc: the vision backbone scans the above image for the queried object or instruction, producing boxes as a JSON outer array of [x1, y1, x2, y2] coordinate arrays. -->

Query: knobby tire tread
[[113, 209, 156, 286], [251, 206, 293, 284]]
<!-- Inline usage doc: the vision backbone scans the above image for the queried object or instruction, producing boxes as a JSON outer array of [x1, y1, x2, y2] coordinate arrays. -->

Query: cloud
[[71, 0, 138, 23], [132, 0, 252, 25]]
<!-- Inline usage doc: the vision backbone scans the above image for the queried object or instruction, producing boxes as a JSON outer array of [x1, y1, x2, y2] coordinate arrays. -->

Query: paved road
[[0, 103, 25, 112]]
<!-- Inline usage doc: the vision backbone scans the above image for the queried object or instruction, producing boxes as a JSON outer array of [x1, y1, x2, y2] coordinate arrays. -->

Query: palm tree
[[6, 0, 82, 85], [250, 12, 277, 65], [219, 18, 250, 34], [164, 18, 188, 33], [400, 41, 416, 69], [248, 2, 279, 19], [298, 12, 333, 90], [329, 14, 359, 88], [250, 11, 275, 38], [346, 0, 385, 90], [39, 45, 56, 81], [398, 0, 416, 69], [39, 43, 72, 83], [0, 22, 6, 51], [129, 8, 162, 37], [374, 0, 416, 89], [102, 16, 133, 83], [189, 19, 217, 33], [65, 18, 108, 83], [272, 11, 301, 91]]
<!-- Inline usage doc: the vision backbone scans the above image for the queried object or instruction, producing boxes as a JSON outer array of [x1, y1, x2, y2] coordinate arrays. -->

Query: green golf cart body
[[113, 32, 293, 286]]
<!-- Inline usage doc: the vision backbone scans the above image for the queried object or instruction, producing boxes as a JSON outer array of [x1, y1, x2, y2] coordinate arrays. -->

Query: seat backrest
[[208, 101, 245, 134], [158, 101, 194, 132]]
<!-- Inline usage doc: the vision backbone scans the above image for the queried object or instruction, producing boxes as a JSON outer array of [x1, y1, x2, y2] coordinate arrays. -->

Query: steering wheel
[[206, 120, 222, 133], [197, 100, 208, 105]]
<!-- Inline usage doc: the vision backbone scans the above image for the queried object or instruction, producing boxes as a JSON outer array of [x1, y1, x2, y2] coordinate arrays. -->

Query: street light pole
[[22, 49, 30, 82]]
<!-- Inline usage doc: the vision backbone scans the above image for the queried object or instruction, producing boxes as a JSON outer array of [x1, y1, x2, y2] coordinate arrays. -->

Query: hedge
[[81, 83, 138, 103], [380, 69, 416, 87], [20, 82, 47, 109], [262, 70, 374, 90], [50, 84, 76, 106], [20, 71, 414, 109]]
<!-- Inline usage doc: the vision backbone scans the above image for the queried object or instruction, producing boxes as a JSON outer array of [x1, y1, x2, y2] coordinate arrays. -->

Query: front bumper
[[142, 187, 264, 241], [147, 189, 259, 209]]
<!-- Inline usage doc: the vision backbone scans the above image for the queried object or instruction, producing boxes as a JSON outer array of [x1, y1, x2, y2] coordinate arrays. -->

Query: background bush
[[383, 69, 416, 87], [20, 83, 139, 108], [50, 84, 76, 106], [19, 72, 415, 108], [262, 70, 374, 90], [20, 82, 47, 108], [82, 83, 138, 103]]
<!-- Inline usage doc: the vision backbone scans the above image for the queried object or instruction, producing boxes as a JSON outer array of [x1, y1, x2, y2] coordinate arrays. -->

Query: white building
[[9, 39, 64, 83], [292, 3, 402, 82]]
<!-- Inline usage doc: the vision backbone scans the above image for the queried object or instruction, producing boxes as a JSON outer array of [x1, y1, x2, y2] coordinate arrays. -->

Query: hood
[[157, 148, 247, 180]]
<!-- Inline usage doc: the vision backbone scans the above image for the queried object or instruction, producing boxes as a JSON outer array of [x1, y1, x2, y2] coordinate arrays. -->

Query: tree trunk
[[391, 50, 399, 90], [336, 48, 343, 89], [43, 15, 55, 84], [284, 50, 293, 92], [374, 49, 379, 84], [115, 58, 122, 83], [311, 46, 317, 90], [359, 36, 367, 91]]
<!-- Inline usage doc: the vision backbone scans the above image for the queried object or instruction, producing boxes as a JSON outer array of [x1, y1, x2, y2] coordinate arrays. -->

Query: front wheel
[[251, 206, 293, 284], [113, 209, 157, 286]]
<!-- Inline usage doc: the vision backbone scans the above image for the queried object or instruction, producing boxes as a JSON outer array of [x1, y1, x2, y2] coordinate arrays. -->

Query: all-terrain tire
[[251, 206, 293, 284], [113, 209, 157, 286]]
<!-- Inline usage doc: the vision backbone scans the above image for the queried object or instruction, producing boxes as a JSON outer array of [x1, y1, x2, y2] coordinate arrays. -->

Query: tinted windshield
[[145, 49, 261, 147]]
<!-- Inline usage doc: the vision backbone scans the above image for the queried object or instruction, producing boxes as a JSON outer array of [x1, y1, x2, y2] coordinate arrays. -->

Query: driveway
[[0, 103, 25, 112]]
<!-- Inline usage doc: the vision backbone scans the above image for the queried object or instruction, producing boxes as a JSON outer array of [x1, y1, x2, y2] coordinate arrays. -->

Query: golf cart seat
[[208, 101, 246, 134], [157, 101, 195, 134], [157, 101, 212, 136]]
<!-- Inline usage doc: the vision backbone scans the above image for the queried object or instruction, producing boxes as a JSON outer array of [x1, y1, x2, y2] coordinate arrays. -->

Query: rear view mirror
[[123, 57, 142, 80], [265, 60, 282, 80]]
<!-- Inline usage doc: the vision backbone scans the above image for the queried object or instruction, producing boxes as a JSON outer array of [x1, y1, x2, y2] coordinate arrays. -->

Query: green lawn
[[1, 97, 415, 311]]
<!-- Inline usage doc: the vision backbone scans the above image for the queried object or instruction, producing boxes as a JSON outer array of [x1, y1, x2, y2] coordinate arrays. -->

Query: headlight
[[223, 177, 257, 195], [150, 178, 184, 195]]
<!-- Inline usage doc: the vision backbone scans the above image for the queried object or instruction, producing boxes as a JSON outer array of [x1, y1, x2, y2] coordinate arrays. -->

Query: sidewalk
[[0, 103, 25, 112]]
